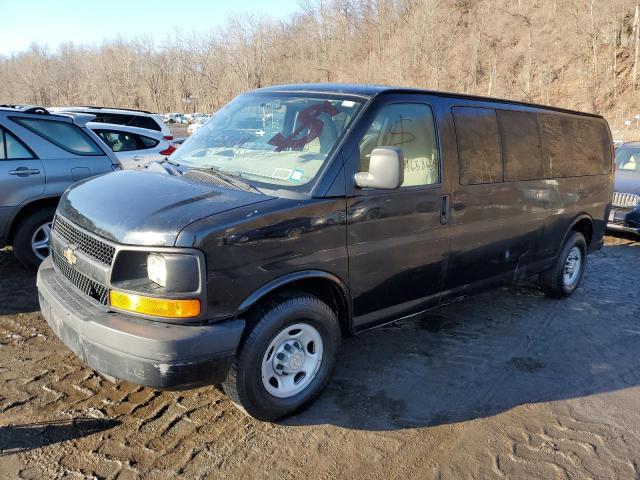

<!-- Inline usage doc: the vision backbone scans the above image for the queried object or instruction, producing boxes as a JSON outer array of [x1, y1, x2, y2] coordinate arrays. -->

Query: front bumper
[[37, 256, 245, 389], [607, 206, 640, 236], [607, 223, 640, 235]]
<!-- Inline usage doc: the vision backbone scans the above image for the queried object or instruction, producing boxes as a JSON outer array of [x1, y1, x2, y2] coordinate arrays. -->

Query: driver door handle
[[9, 167, 40, 176]]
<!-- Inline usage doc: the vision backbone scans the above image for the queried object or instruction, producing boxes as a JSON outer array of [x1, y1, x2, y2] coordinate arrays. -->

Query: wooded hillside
[[2, 0, 639, 138]]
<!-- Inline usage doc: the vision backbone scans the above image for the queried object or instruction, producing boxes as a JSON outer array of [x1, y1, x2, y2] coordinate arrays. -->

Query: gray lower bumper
[[607, 223, 640, 235], [37, 256, 245, 389]]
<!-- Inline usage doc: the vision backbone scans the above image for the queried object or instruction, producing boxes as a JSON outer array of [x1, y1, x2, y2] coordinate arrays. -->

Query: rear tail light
[[163, 135, 173, 141], [159, 144, 176, 156]]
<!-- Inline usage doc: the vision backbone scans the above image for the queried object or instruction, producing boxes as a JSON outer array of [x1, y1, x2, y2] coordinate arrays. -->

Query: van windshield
[[170, 93, 363, 188], [615, 146, 640, 172]]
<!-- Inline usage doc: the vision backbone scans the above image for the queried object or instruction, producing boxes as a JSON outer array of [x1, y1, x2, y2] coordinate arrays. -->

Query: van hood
[[57, 170, 273, 246], [614, 170, 640, 195]]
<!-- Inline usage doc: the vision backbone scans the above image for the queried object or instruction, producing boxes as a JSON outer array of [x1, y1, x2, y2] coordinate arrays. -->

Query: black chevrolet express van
[[37, 84, 614, 420]]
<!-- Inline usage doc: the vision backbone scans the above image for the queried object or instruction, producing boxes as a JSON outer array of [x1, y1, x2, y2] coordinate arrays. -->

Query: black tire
[[223, 293, 340, 421], [12, 207, 56, 271], [539, 231, 587, 298]]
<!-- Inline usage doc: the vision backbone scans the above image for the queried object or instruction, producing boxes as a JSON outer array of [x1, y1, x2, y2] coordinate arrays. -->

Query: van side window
[[359, 103, 439, 187], [539, 115, 611, 177], [452, 107, 503, 185], [497, 110, 546, 181]]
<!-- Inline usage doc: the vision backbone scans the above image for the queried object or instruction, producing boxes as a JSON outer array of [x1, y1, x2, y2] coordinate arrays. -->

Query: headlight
[[147, 253, 167, 287]]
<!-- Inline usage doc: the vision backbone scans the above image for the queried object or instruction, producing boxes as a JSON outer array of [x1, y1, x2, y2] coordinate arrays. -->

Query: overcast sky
[[0, 0, 301, 55]]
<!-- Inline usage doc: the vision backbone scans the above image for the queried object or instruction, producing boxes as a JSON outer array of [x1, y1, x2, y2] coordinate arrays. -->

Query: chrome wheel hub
[[563, 246, 582, 286], [261, 323, 323, 399], [273, 340, 305, 374], [31, 221, 53, 261]]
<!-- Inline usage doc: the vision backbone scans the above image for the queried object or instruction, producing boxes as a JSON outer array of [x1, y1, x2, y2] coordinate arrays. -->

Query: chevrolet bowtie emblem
[[63, 247, 77, 265]]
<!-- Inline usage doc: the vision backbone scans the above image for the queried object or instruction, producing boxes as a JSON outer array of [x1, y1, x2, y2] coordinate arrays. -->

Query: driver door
[[345, 96, 450, 331]]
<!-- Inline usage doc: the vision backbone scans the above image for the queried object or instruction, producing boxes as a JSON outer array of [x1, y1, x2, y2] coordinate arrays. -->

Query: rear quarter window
[[130, 116, 160, 131], [452, 107, 503, 185], [138, 135, 159, 148], [12, 117, 103, 156], [93, 113, 135, 126], [539, 114, 611, 177]]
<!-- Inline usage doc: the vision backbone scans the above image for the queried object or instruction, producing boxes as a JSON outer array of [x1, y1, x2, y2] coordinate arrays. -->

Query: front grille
[[53, 216, 115, 265], [53, 251, 108, 305], [612, 192, 640, 208]]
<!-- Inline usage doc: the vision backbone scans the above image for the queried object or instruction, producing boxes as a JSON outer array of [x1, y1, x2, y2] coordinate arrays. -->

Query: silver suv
[[0, 106, 119, 269], [49, 106, 172, 140]]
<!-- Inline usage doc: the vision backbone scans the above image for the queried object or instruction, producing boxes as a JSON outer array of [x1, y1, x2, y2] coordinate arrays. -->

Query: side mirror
[[355, 147, 404, 189]]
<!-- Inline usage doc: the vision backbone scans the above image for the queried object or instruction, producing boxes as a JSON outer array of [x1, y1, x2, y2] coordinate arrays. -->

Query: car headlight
[[144, 252, 200, 292], [147, 253, 167, 287]]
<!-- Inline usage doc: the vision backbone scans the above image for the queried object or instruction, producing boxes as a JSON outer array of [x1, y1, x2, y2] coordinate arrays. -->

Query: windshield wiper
[[190, 166, 261, 193]]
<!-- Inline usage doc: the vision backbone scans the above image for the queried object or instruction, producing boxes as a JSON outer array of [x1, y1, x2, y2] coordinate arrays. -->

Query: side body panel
[[440, 97, 612, 302], [177, 197, 349, 322]]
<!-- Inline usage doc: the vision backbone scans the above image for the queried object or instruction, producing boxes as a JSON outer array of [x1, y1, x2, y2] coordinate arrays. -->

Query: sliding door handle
[[440, 194, 450, 225]]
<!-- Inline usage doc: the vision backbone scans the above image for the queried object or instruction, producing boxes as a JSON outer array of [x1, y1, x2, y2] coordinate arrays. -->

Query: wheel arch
[[238, 270, 353, 337], [7, 196, 60, 245], [566, 213, 594, 249]]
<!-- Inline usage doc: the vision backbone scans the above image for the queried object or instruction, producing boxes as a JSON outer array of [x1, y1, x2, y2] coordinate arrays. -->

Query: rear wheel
[[223, 294, 340, 421], [12, 207, 56, 270], [539, 231, 587, 298]]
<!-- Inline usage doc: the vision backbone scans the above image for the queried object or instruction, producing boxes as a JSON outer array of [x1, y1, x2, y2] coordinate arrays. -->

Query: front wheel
[[13, 207, 56, 270], [539, 231, 587, 298], [223, 294, 340, 421]]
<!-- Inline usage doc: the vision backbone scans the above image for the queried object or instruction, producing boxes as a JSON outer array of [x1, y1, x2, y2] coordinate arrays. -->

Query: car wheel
[[539, 231, 587, 298], [223, 293, 340, 421], [12, 207, 56, 270]]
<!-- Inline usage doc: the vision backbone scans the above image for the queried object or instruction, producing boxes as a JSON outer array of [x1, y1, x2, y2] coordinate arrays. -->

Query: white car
[[49, 106, 173, 140], [88, 123, 175, 169]]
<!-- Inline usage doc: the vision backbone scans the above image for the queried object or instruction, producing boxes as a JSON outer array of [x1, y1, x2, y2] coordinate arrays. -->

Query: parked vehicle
[[164, 112, 186, 124], [37, 84, 613, 421], [89, 123, 175, 169], [608, 141, 640, 235], [0, 106, 119, 269], [49, 106, 172, 140]]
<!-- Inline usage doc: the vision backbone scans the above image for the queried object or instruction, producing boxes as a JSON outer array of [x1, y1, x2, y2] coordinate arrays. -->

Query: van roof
[[256, 83, 604, 119]]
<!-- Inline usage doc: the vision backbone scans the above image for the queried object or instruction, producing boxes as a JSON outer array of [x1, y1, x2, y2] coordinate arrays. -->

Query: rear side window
[[94, 113, 134, 126], [139, 135, 159, 148], [95, 130, 159, 152], [562, 117, 611, 176], [453, 107, 503, 185], [12, 117, 103, 156], [497, 110, 546, 181], [0, 127, 35, 160], [94, 113, 160, 131], [539, 115, 611, 177], [130, 116, 160, 131]]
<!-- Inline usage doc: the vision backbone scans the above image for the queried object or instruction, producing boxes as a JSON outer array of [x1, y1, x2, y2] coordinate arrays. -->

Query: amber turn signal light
[[109, 290, 200, 318]]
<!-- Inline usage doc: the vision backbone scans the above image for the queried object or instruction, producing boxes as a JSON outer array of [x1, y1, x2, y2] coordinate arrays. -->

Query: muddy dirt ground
[[1, 233, 640, 479]]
